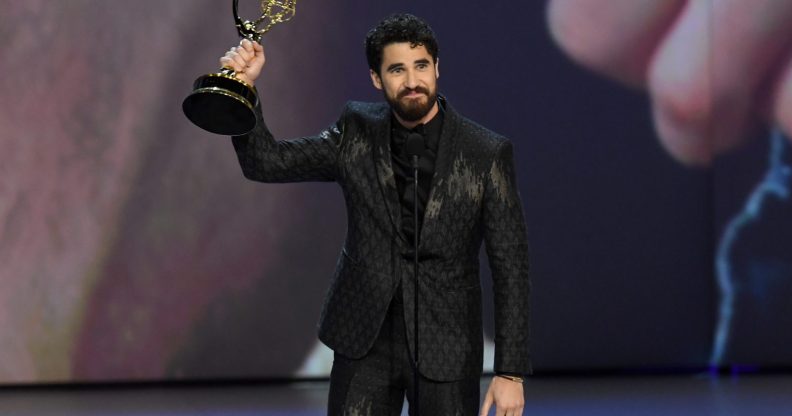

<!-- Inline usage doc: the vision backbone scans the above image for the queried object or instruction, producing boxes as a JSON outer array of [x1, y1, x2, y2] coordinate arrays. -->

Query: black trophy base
[[182, 73, 259, 136]]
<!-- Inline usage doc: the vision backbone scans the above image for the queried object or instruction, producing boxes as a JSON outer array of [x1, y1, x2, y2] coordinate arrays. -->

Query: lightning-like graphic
[[710, 129, 792, 366]]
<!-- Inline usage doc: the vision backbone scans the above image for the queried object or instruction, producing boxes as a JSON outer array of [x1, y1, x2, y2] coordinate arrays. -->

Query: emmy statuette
[[183, 0, 296, 136]]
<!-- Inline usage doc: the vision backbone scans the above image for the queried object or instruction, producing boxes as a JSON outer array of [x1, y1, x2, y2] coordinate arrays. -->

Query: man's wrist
[[495, 373, 524, 384]]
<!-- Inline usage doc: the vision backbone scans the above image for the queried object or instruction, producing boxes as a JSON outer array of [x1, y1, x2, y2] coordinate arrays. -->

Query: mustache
[[397, 87, 430, 99]]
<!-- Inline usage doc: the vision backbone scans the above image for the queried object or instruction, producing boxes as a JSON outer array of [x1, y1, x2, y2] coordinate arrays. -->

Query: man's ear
[[435, 58, 440, 79], [370, 69, 383, 90]]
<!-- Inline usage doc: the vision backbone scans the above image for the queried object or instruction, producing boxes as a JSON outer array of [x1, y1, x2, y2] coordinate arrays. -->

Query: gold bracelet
[[496, 374, 524, 384]]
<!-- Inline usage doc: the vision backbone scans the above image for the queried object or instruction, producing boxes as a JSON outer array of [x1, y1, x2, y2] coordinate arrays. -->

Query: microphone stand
[[405, 132, 425, 416]]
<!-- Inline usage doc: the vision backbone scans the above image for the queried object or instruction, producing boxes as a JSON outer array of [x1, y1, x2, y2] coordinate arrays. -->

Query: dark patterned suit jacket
[[232, 96, 531, 381]]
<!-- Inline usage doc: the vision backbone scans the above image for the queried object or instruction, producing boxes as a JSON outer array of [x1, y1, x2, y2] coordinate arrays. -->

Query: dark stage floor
[[1, 374, 791, 415]]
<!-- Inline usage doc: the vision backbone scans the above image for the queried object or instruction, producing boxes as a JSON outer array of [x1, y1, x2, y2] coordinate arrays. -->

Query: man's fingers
[[547, 0, 686, 86], [217, 41, 265, 84], [497, 401, 523, 416], [710, 0, 792, 150], [479, 391, 494, 416], [227, 50, 248, 70], [649, 0, 792, 166], [773, 56, 792, 143], [218, 42, 263, 84], [219, 56, 231, 70], [549, 0, 792, 164], [235, 45, 252, 62], [647, 0, 713, 166], [240, 38, 254, 53], [219, 56, 242, 73]]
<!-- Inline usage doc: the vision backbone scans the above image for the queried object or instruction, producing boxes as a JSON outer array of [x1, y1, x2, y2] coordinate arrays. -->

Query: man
[[222, 13, 530, 415]]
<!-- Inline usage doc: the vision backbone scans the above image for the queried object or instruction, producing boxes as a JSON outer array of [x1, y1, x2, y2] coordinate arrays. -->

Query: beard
[[385, 85, 437, 122]]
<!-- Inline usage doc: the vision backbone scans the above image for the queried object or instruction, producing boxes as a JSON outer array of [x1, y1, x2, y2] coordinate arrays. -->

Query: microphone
[[405, 128, 424, 416], [405, 132, 425, 169]]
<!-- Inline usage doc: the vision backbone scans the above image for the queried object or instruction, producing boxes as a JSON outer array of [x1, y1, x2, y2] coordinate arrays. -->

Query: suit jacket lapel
[[371, 107, 407, 244], [419, 98, 458, 250]]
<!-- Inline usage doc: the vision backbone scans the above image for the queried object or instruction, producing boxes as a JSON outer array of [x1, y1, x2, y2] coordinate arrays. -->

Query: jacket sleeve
[[231, 101, 345, 183], [482, 140, 532, 376]]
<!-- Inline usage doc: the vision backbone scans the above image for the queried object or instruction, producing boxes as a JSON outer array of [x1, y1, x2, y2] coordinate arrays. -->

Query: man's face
[[370, 42, 439, 123]]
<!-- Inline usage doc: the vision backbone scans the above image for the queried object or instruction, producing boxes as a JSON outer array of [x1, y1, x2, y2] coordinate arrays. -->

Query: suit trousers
[[327, 294, 481, 415]]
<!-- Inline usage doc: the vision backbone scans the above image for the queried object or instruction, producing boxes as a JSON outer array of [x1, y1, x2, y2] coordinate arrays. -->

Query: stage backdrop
[[1, 0, 790, 384]]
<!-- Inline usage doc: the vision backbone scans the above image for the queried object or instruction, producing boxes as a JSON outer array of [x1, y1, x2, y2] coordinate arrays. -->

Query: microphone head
[[405, 132, 425, 159]]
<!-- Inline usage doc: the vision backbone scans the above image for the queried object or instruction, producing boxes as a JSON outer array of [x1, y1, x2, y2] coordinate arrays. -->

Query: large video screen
[[1, 0, 790, 383]]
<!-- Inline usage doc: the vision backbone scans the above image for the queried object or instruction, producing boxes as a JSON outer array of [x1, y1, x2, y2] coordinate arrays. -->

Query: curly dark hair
[[365, 13, 439, 75]]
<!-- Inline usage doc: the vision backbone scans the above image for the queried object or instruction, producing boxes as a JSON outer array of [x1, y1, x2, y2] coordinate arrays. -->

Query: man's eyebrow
[[414, 58, 431, 65], [386, 63, 405, 72]]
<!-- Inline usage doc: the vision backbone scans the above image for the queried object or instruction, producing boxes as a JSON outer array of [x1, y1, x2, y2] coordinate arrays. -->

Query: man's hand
[[479, 376, 525, 416], [548, 0, 792, 166], [219, 38, 266, 86]]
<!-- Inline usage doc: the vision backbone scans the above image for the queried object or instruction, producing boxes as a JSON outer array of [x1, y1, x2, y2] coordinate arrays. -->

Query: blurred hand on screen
[[547, 0, 792, 166], [219, 38, 266, 86]]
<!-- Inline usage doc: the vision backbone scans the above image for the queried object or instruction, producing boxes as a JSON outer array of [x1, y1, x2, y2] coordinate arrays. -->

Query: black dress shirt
[[390, 105, 445, 245]]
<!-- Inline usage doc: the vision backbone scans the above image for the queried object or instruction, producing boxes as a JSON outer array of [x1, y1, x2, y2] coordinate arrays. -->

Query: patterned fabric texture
[[232, 96, 531, 381], [327, 298, 480, 415]]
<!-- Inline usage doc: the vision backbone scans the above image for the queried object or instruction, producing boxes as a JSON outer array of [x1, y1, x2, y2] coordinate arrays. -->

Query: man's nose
[[404, 70, 418, 89]]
